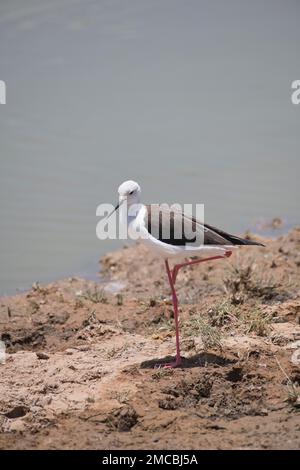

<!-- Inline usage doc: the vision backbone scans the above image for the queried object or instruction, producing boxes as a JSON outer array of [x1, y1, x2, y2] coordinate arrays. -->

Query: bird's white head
[[118, 180, 141, 206], [106, 180, 142, 222]]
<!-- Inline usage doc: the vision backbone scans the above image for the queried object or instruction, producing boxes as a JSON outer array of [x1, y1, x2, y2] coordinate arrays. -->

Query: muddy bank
[[0, 228, 300, 449]]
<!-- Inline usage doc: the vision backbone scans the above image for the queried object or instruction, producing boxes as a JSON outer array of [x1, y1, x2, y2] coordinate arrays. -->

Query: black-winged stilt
[[108, 180, 264, 368]]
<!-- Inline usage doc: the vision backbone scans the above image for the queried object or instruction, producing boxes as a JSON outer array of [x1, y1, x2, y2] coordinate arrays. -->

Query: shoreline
[[0, 217, 295, 298], [0, 227, 300, 449]]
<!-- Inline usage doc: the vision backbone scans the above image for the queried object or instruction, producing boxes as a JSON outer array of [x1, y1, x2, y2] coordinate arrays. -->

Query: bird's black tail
[[224, 234, 265, 246], [204, 223, 265, 247]]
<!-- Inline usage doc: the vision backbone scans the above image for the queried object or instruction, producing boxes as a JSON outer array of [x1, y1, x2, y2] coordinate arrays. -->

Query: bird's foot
[[155, 357, 182, 369]]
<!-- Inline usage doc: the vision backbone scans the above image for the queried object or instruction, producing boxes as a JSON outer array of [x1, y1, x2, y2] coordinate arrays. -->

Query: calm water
[[0, 0, 299, 295]]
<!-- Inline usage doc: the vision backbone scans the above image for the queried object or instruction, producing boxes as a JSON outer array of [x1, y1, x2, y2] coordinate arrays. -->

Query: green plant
[[185, 316, 222, 350], [81, 287, 108, 304], [27, 299, 40, 314], [116, 293, 123, 306], [275, 357, 300, 409], [207, 299, 239, 327], [223, 259, 281, 302], [243, 305, 272, 336]]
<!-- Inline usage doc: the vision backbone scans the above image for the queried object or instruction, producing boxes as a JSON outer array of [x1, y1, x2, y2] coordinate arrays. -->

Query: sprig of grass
[[243, 305, 272, 336], [223, 258, 282, 302], [184, 315, 222, 350], [275, 356, 300, 409], [207, 299, 239, 327], [81, 288, 108, 304]]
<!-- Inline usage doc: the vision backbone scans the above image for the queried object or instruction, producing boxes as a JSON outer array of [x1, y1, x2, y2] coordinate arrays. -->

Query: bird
[[107, 180, 264, 368]]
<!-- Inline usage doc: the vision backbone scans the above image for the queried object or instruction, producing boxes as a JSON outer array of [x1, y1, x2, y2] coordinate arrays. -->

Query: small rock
[[285, 340, 300, 350], [291, 349, 300, 366], [77, 345, 90, 351], [7, 419, 26, 433], [65, 348, 75, 355], [36, 352, 49, 360]]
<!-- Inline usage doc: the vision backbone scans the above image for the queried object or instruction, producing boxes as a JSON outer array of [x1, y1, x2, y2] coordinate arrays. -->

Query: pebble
[[6, 419, 26, 433], [36, 352, 49, 360], [65, 349, 75, 355]]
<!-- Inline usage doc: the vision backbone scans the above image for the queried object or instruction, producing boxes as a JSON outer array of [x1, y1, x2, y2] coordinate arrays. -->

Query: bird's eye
[[129, 190, 134, 195]]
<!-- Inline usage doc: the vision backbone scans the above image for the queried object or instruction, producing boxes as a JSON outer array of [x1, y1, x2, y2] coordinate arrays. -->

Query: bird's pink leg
[[159, 251, 232, 369], [162, 259, 182, 368], [172, 251, 232, 283]]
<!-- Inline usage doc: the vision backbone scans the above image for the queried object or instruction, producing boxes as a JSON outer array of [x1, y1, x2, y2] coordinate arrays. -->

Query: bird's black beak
[[106, 202, 121, 220]]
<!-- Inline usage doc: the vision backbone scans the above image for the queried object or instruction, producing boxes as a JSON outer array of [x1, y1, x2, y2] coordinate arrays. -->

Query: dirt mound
[[0, 228, 300, 449]]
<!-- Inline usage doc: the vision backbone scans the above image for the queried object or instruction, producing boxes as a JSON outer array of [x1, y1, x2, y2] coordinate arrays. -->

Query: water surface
[[0, 0, 299, 295]]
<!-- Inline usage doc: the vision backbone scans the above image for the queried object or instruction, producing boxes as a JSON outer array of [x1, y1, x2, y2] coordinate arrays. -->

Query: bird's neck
[[119, 202, 142, 225]]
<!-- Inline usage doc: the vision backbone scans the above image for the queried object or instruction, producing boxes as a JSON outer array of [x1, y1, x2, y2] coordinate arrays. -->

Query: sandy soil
[[0, 228, 300, 449]]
